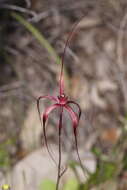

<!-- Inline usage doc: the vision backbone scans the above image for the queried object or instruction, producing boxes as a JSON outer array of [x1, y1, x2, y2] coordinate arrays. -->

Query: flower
[[37, 17, 84, 190]]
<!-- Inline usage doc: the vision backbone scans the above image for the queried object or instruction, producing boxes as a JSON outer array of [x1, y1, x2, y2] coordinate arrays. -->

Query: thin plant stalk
[[56, 107, 63, 190]]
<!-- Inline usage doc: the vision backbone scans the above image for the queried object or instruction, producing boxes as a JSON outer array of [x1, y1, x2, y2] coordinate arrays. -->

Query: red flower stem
[[56, 107, 63, 190]]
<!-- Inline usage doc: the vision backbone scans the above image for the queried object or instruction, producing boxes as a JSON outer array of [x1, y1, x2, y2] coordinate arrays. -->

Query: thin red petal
[[43, 103, 59, 123], [64, 105, 85, 174], [37, 98, 58, 165], [37, 95, 58, 128], [65, 105, 86, 176], [42, 104, 59, 165], [43, 118, 57, 166], [64, 105, 79, 135], [37, 95, 58, 104], [37, 95, 58, 123], [67, 101, 81, 119]]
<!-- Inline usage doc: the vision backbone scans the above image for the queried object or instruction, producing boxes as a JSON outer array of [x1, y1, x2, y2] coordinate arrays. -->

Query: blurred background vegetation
[[1, 0, 127, 189]]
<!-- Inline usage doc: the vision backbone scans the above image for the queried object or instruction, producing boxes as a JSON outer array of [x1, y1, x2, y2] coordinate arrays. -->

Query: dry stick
[[0, 4, 49, 23], [0, 4, 36, 17], [117, 13, 127, 111], [28, 11, 50, 22], [25, 0, 31, 8], [0, 82, 23, 93]]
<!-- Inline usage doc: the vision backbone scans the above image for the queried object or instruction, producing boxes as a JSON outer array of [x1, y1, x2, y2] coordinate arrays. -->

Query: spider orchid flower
[[37, 17, 85, 190]]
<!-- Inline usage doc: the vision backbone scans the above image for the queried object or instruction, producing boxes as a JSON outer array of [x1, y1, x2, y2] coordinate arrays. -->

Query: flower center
[[58, 94, 68, 105]]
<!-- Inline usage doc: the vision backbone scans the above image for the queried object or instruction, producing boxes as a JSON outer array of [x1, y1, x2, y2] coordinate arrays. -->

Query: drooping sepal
[[67, 101, 81, 120], [42, 104, 60, 165], [64, 105, 79, 135]]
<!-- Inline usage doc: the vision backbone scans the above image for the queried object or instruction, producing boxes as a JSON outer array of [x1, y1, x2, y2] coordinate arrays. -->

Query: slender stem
[[56, 128, 62, 190], [56, 107, 63, 190]]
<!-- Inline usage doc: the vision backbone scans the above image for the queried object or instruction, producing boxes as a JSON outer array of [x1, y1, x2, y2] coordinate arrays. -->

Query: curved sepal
[[64, 105, 79, 135], [67, 101, 81, 119]]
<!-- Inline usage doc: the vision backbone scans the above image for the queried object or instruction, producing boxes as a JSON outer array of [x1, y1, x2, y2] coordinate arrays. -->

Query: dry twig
[[0, 4, 50, 23], [0, 4, 36, 17], [0, 82, 24, 93], [25, 0, 31, 8]]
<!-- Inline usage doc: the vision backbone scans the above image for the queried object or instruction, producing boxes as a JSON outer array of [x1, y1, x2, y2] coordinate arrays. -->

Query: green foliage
[[63, 179, 79, 190], [0, 148, 10, 169], [122, 152, 127, 170], [68, 148, 118, 189], [69, 160, 80, 170], [89, 161, 117, 185], [79, 161, 117, 190], [39, 179, 81, 190], [91, 147, 102, 157], [0, 138, 14, 169], [39, 179, 56, 190]]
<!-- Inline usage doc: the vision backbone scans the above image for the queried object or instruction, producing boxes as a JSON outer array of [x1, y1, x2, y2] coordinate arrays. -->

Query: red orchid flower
[[37, 17, 84, 190]]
